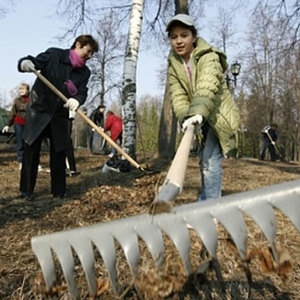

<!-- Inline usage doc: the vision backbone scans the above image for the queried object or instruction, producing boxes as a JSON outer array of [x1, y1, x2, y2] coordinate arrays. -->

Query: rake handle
[[33, 70, 143, 171]]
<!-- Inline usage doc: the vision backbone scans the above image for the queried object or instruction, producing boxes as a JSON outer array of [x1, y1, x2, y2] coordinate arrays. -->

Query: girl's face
[[74, 42, 94, 62], [169, 25, 196, 62], [19, 85, 28, 96]]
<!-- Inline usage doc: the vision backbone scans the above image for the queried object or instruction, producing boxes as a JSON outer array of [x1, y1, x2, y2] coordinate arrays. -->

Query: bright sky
[[0, 0, 250, 106], [0, 0, 163, 106]]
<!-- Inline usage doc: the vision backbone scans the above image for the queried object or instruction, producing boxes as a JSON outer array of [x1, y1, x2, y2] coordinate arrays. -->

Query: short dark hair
[[71, 35, 99, 53], [167, 21, 197, 38]]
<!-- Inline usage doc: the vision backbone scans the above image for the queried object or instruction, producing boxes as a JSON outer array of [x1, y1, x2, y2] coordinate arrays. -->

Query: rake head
[[31, 179, 300, 298]]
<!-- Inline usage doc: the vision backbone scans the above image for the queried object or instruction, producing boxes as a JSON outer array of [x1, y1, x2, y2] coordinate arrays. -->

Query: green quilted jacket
[[168, 37, 240, 155]]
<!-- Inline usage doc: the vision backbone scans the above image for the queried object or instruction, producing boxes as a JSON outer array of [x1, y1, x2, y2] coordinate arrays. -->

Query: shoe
[[101, 163, 120, 173], [53, 193, 65, 200], [67, 170, 81, 177], [19, 192, 34, 201]]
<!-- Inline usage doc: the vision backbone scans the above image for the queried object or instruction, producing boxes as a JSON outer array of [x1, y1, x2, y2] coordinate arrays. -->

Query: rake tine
[[113, 229, 139, 277], [154, 214, 192, 274], [270, 191, 300, 232], [241, 202, 278, 263], [48, 238, 79, 298], [213, 207, 248, 261], [174, 210, 218, 258], [134, 223, 165, 268], [31, 237, 56, 290], [66, 234, 97, 296], [87, 231, 119, 294]]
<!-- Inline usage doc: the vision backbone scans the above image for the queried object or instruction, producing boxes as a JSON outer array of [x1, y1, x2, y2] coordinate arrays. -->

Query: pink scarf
[[69, 49, 85, 68]]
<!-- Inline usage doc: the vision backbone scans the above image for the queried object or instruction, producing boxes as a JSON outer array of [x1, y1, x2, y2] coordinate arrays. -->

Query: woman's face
[[19, 85, 28, 96], [169, 25, 196, 62], [74, 42, 94, 62]]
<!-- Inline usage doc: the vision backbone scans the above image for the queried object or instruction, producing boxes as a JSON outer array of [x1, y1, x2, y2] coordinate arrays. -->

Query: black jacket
[[90, 107, 104, 127], [18, 47, 90, 151]]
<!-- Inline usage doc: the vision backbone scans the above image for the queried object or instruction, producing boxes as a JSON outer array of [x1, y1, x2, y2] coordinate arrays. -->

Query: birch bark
[[121, 0, 144, 158]]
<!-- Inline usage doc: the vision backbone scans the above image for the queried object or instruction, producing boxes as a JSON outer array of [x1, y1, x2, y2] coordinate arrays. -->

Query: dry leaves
[[248, 244, 293, 279]]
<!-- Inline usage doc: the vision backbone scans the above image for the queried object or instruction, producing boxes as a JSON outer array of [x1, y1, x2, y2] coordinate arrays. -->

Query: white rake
[[31, 179, 300, 298]]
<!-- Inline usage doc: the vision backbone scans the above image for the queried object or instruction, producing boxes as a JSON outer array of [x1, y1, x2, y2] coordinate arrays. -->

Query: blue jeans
[[199, 127, 222, 201], [14, 123, 25, 163]]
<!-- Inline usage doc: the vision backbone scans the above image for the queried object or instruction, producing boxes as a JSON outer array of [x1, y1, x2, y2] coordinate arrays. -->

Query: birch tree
[[121, 0, 144, 158]]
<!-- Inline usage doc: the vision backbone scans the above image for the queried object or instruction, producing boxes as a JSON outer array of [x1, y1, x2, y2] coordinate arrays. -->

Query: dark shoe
[[19, 192, 34, 201], [53, 193, 65, 200]]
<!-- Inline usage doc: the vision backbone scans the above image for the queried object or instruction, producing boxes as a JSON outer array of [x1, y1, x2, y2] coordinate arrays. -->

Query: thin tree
[[121, 0, 144, 159], [85, 10, 126, 110], [157, 0, 189, 159]]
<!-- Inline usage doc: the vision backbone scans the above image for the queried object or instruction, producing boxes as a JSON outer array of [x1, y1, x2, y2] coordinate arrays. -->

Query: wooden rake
[[33, 70, 144, 171]]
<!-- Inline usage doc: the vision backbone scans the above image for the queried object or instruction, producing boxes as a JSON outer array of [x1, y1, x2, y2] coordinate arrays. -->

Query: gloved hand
[[64, 98, 79, 111], [271, 141, 276, 145], [182, 115, 203, 132], [2, 126, 9, 133], [20, 59, 35, 72]]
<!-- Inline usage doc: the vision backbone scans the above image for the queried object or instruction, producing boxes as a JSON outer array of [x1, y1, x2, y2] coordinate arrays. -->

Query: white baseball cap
[[166, 14, 196, 32]]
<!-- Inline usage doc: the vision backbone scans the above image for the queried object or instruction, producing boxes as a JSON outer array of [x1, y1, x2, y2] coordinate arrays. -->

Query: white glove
[[271, 141, 276, 145], [69, 110, 76, 119], [2, 126, 9, 133], [182, 115, 203, 132], [64, 98, 79, 111], [20, 59, 35, 72]]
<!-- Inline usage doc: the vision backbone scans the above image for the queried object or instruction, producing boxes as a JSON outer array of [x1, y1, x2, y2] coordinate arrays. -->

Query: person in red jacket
[[104, 110, 123, 157], [2, 83, 30, 169]]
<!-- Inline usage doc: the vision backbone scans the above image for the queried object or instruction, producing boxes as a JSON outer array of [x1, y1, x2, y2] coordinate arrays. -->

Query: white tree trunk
[[121, 0, 144, 158]]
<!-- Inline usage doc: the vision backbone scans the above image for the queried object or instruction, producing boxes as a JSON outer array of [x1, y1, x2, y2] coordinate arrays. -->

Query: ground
[[1, 143, 300, 299]]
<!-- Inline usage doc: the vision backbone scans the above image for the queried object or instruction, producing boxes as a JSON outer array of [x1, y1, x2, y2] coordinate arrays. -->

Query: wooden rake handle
[[33, 70, 143, 171]]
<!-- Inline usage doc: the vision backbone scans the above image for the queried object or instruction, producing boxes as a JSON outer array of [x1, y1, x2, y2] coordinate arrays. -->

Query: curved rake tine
[[113, 229, 139, 277], [49, 239, 79, 298], [134, 223, 165, 268], [67, 234, 97, 296], [154, 214, 192, 274], [242, 202, 278, 262], [213, 207, 248, 260], [31, 237, 56, 290], [271, 190, 300, 232], [173, 210, 218, 258], [87, 231, 119, 294]]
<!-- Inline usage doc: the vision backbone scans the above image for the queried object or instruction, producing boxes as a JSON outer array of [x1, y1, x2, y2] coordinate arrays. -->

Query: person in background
[[104, 110, 123, 158], [18, 34, 98, 200], [166, 14, 240, 201], [2, 83, 30, 170], [89, 104, 106, 153], [65, 110, 80, 177], [90, 104, 106, 127], [260, 123, 279, 161]]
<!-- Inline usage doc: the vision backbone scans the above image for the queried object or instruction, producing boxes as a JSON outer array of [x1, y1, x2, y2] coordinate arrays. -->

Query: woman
[[18, 34, 98, 200], [2, 83, 30, 169], [166, 14, 240, 201]]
